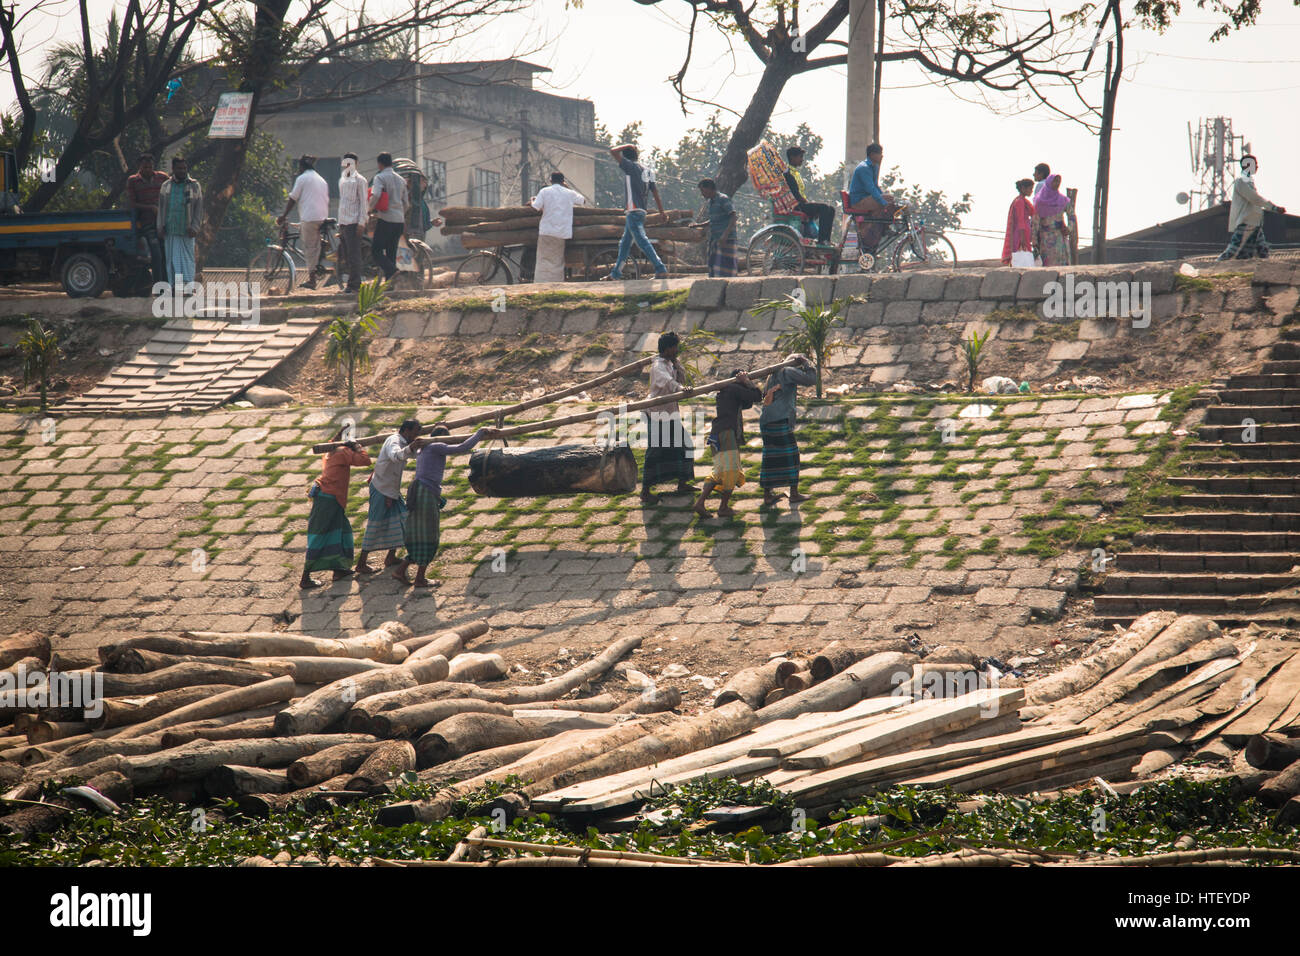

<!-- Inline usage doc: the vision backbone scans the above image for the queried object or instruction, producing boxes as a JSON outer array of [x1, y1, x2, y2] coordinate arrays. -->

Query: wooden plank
[[780, 725, 1085, 802], [901, 727, 1150, 793], [1089, 658, 1240, 732], [1220, 652, 1300, 742], [532, 697, 907, 811], [1003, 753, 1140, 795], [559, 755, 780, 815], [781, 688, 1024, 771]]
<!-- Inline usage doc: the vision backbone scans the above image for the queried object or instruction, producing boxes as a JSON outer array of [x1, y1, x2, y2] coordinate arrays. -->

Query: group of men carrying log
[[301, 333, 818, 588]]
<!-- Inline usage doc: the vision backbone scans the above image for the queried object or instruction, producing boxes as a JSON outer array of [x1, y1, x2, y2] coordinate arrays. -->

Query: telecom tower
[[1177, 117, 1250, 211]]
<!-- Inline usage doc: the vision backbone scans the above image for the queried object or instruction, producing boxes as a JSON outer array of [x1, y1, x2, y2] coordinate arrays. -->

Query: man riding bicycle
[[846, 143, 901, 254]]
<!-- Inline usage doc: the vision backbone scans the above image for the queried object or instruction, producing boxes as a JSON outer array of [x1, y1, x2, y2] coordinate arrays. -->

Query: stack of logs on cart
[[439, 205, 706, 266], [3, 612, 1300, 853]]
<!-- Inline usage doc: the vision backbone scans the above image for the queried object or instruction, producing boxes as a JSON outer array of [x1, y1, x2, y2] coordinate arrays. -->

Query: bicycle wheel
[[587, 249, 640, 281], [246, 247, 295, 296], [747, 229, 805, 275], [894, 229, 958, 271], [454, 251, 512, 288]]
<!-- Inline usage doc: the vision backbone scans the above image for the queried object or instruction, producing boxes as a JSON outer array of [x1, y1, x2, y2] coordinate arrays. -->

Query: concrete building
[[259, 59, 599, 253]]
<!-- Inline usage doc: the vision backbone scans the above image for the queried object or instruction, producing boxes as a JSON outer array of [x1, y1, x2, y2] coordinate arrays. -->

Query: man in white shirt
[[530, 171, 585, 283], [1219, 154, 1287, 260], [356, 418, 421, 575], [640, 331, 697, 505], [279, 155, 330, 288], [336, 152, 368, 293]]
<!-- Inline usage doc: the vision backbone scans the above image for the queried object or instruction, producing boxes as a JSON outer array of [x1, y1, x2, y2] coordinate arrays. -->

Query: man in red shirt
[[124, 153, 168, 283]]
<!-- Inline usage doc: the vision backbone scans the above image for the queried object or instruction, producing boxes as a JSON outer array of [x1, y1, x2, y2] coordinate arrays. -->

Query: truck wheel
[[62, 252, 109, 298]]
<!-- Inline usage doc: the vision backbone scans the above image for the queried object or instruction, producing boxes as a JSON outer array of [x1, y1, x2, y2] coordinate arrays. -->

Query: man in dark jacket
[[783, 147, 834, 243]]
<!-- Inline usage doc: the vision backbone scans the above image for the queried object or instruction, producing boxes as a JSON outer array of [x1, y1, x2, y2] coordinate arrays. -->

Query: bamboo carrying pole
[[309, 357, 803, 456], [310, 357, 654, 454]]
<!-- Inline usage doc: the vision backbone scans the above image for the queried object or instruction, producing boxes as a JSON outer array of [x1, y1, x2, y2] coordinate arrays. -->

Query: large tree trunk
[[1258, 758, 1300, 808], [715, 55, 800, 197], [99, 662, 278, 696], [370, 699, 511, 739], [1024, 611, 1178, 706], [1246, 733, 1300, 771], [810, 642, 868, 682], [714, 661, 784, 709], [446, 653, 507, 683], [116, 676, 297, 740], [274, 659, 446, 736], [90, 685, 239, 730], [0, 631, 50, 668], [415, 713, 559, 768], [469, 445, 638, 497], [105, 648, 295, 676], [204, 765, 291, 799], [0, 770, 132, 839], [494, 636, 641, 704], [287, 742, 385, 788], [346, 740, 416, 791], [124, 734, 375, 788], [235, 773, 353, 818]]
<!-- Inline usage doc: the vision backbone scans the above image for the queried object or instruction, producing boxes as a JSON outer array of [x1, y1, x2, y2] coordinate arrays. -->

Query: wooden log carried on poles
[[469, 443, 638, 497]]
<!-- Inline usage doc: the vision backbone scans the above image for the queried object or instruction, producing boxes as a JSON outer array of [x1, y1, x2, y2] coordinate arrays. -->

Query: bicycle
[[248, 219, 434, 295], [746, 192, 957, 275]]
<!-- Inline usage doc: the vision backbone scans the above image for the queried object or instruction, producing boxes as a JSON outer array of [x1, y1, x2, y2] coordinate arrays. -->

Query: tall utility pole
[[518, 110, 530, 204], [845, 0, 876, 185], [1091, 0, 1123, 264]]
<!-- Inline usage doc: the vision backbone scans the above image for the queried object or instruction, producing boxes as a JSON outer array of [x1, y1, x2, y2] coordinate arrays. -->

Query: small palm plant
[[18, 319, 62, 412], [959, 328, 992, 393], [325, 277, 386, 404], [750, 293, 846, 398]]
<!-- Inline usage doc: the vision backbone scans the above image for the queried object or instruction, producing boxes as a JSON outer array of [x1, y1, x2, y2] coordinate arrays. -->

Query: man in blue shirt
[[846, 143, 897, 253], [606, 144, 669, 280]]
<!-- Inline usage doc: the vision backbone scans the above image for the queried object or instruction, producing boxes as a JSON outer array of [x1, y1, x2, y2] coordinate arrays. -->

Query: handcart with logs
[[438, 205, 705, 286], [307, 356, 802, 497]]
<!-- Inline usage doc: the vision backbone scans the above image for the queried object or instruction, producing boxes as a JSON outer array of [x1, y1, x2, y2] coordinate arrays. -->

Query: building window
[[425, 159, 447, 208], [471, 168, 500, 207]]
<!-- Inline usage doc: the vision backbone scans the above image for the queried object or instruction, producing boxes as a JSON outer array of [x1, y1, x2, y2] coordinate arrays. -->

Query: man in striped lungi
[[355, 418, 421, 576], [759, 354, 818, 508]]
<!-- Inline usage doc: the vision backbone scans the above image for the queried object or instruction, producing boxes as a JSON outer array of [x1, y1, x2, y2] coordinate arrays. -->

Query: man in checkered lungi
[[356, 418, 421, 576]]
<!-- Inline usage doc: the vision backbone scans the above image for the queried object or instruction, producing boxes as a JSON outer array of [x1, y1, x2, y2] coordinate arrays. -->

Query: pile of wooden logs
[[5, 613, 1300, 849], [439, 205, 705, 250]]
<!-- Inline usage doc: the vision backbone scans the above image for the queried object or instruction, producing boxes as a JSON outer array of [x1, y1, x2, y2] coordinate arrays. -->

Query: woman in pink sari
[[1002, 179, 1035, 265], [1034, 174, 1071, 266]]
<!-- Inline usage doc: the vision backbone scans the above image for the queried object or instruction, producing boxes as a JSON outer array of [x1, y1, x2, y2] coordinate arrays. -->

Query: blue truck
[[0, 150, 153, 298]]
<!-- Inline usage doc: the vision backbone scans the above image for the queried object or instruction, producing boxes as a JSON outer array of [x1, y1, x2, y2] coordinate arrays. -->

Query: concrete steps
[[1098, 329, 1300, 626]]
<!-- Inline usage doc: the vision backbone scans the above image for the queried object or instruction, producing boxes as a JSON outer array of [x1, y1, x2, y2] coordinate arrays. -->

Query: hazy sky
[[8, 1, 1298, 258]]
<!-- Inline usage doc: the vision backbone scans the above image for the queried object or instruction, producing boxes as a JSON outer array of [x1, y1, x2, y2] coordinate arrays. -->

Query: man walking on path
[[356, 418, 421, 576], [784, 146, 834, 243], [846, 144, 896, 253], [694, 179, 737, 278], [531, 171, 585, 282], [279, 155, 330, 289], [694, 368, 761, 518], [301, 428, 371, 589], [337, 152, 368, 292], [606, 143, 668, 280], [125, 153, 168, 283], [157, 156, 202, 285], [759, 354, 818, 509], [369, 152, 409, 283], [1219, 154, 1286, 260], [640, 331, 698, 504], [398, 425, 502, 588]]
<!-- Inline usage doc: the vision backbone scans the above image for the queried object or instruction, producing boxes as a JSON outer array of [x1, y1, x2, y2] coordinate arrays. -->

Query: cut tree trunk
[[1025, 611, 1178, 706], [370, 699, 511, 739], [99, 662, 278, 697], [612, 688, 681, 714], [714, 661, 784, 709], [204, 765, 290, 799], [244, 656, 388, 683], [1246, 733, 1300, 771], [469, 444, 638, 498], [810, 642, 867, 682], [235, 773, 353, 818], [494, 636, 642, 704], [25, 721, 91, 744], [415, 713, 559, 768], [346, 740, 417, 791], [0, 631, 50, 669], [116, 675, 297, 740], [89, 685, 239, 730], [405, 740, 545, 791], [274, 659, 446, 736], [287, 742, 385, 788], [103, 648, 293, 675], [756, 653, 913, 724], [446, 653, 507, 684], [776, 659, 810, 683], [1258, 758, 1300, 808], [0, 770, 131, 839], [161, 716, 280, 747], [397, 621, 490, 654], [124, 734, 376, 788], [515, 695, 620, 713]]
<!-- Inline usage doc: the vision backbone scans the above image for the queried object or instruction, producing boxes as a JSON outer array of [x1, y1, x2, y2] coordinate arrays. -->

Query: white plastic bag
[[1011, 250, 1035, 268]]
